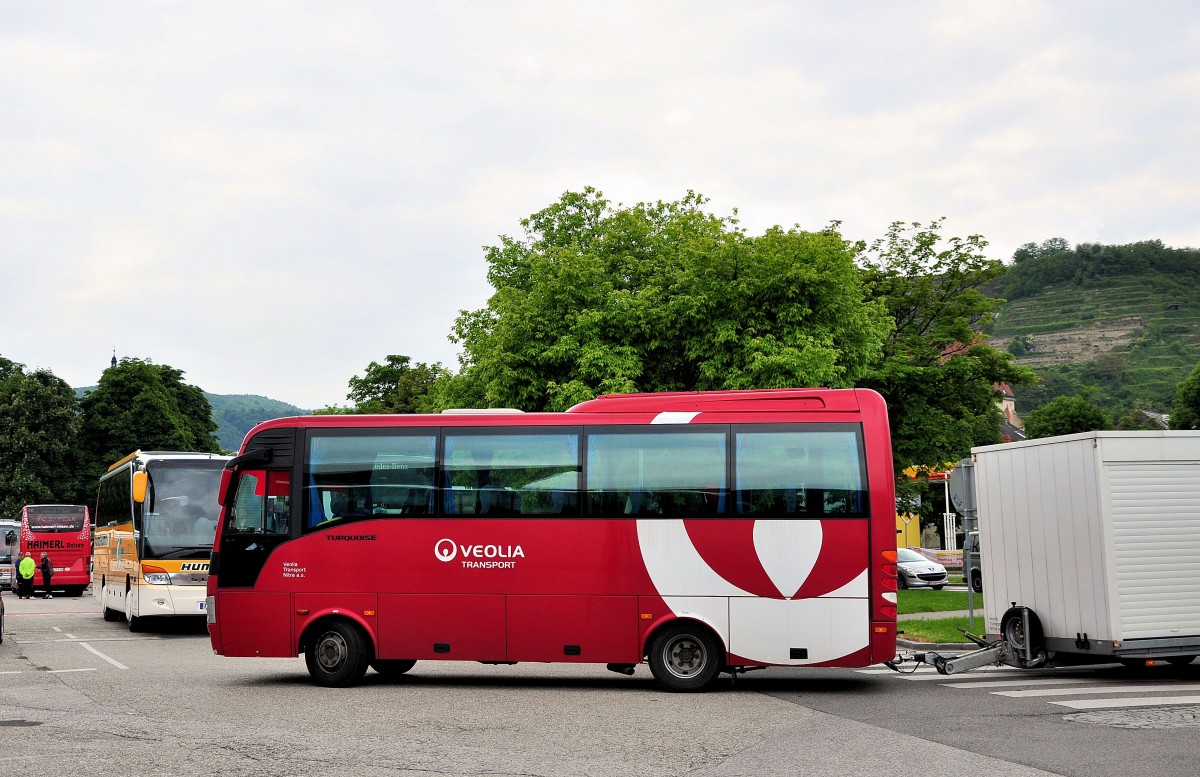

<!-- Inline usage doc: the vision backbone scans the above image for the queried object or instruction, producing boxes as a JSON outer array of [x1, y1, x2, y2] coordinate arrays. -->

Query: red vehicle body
[[207, 388, 898, 690], [20, 505, 91, 596]]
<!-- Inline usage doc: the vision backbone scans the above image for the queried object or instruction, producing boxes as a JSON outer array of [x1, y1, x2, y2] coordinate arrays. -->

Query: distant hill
[[74, 388, 308, 452], [987, 240, 1200, 420], [207, 394, 309, 451]]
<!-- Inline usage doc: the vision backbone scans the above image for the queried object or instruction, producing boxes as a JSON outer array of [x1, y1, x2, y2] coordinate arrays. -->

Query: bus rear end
[[21, 505, 91, 596]]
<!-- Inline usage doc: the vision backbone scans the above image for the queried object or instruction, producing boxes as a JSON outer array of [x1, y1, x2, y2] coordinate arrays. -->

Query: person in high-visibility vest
[[17, 552, 36, 599]]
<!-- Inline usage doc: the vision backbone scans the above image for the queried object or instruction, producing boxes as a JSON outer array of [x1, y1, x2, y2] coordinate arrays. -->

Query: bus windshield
[[143, 461, 225, 560], [25, 505, 87, 532]]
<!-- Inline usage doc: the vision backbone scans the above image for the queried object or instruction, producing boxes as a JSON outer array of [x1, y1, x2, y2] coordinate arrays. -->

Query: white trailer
[[935, 430, 1200, 674]]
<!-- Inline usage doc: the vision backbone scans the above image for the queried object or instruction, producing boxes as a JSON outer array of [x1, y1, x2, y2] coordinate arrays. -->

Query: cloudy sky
[[3, 1, 1198, 410]]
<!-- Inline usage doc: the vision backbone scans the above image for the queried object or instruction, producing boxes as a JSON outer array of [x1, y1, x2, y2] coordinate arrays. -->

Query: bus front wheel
[[125, 590, 143, 632], [647, 623, 724, 692], [305, 621, 370, 687], [101, 585, 121, 622]]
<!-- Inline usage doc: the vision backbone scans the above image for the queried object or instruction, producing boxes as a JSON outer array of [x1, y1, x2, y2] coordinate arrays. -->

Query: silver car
[[897, 547, 947, 590]]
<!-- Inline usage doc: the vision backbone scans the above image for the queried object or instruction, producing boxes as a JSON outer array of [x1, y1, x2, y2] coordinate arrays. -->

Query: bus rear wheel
[[647, 623, 723, 692], [370, 659, 417, 679], [305, 621, 370, 687]]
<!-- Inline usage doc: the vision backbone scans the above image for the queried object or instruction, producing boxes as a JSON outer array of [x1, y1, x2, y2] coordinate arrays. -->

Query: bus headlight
[[141, 563, 170, 585]]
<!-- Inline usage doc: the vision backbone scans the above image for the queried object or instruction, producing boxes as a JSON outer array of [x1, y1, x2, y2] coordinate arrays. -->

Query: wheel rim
[[661, 634, 708, 679], [1003, 617, 1026, 649], [315, 631, 349, 672]]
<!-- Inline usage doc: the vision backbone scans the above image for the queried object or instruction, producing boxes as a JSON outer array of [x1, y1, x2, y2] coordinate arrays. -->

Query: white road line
[[65, 633, 76, 639], [48, 668, 98, 674], [0, 671, 20, 675], [942, 678, 1103, 689], [1051, 695, 1200, 710], [898, 671, 1043, 682], [52, 626, 62, 633], [79, 642, 129, 670], [997, 684, 1200, 698]]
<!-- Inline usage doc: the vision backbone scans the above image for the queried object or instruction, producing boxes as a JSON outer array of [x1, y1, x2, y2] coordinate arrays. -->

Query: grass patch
[[898, 617, 986, 644], [897, 590, 982, 614]]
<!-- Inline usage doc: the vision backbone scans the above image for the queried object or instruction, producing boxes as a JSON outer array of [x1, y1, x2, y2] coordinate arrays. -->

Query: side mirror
[[3, 529, 13, 545], [132, 471, 148, 504]]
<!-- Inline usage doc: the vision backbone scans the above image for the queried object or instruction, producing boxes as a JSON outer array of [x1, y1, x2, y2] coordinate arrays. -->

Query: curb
[[897, 639, 973, 651]]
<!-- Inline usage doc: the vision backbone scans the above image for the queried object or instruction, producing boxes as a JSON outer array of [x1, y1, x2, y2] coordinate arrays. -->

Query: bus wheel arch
[[644, 618, 726, 692], [301, 616, 374, 688]]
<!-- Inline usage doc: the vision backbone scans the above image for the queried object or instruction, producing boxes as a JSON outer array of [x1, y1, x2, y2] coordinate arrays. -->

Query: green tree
[[445, 188, 892, 411], [78, 358, 221, 481], [1170, 363, 1200, 430], [340, 355, 449, 414], [856, 220, 1035, 476], [0, 356, 83, 515], [1024, 395, 1109, 438]]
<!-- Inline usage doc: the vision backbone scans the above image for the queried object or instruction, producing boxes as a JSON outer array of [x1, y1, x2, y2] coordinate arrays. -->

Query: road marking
[[898, 671, 1038, 682], [943, 678, 1103, 689], [52, 626, 62, 633], [997, 684, 1200, 698], [79, 642, 129, 670], [65, 633, 76, 639], [47, 668, 98, 674], [0, 671, 20, 675], [1050, 695, 1200, 710]]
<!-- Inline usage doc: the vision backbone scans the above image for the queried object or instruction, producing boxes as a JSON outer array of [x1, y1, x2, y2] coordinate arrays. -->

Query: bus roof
[[237, 388, 884, 439]]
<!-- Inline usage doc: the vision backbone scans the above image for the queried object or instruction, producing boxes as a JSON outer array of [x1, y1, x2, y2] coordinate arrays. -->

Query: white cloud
[[2, 1, 1199, 407]]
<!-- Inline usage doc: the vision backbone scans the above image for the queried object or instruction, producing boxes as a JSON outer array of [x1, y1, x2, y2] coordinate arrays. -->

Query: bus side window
[[266, 471, 291, 535], [230, 470, 265, 531]]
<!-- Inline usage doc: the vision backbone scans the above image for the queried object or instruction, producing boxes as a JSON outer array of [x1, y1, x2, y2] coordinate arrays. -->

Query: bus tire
[[305, 620, 370, 687], [101, 585, 121, 622], [370, 659, 417, 679], [647, 622, 724, 692], [1165, 655, 1196, 667], [125, 589, 143, 632]]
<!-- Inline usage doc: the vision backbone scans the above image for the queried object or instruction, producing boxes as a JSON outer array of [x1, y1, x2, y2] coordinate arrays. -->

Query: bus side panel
[[216, 591, 293, 657], [377, 594, 506, 661], [506, 595, 639, 663]]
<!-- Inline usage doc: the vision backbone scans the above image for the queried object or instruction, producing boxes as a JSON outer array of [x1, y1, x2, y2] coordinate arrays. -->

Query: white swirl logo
[[434, 538, 457, 562]]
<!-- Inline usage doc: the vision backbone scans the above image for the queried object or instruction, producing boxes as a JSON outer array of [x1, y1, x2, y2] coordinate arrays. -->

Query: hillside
[[987, 240, 1200, 419], [74, 387, 308, 452], [209, 394, 309, 451]]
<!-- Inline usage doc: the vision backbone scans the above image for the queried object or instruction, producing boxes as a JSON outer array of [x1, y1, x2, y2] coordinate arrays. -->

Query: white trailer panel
[[973, 431, 1200, 659]]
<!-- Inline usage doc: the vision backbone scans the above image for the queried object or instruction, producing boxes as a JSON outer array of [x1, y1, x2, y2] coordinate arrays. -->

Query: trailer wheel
[[1000, 606, 1043, 654], [971, 570, 983, 593], [1165, 655, 1196, 667]]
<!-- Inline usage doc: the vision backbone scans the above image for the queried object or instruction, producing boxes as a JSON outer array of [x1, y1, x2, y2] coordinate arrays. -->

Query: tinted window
[[25, 506, 87, 532], [585, 429, 728, 518], [734, 425, 868, 518], [305, 433, 438, 530], [443, 430, 580, 517]]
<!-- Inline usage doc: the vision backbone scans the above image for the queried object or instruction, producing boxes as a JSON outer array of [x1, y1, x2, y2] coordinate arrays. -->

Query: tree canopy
[[1170, 363, 1200, 430], [446, 188, 892, 411], [0, 356, 83, 515], [321, 355, 449, 414], [1024, 395, 1109, 438], [855, 220, 1034, 475], [78, 358, 221, 482]]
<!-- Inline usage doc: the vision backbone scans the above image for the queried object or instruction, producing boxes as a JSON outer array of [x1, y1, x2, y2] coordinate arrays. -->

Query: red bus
[[207, 388, 898, 690], [20, 504, 91, 596]]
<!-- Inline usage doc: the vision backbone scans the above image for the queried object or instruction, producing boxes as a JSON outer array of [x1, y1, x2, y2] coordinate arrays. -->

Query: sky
[[3, 2, 1199, 410]]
